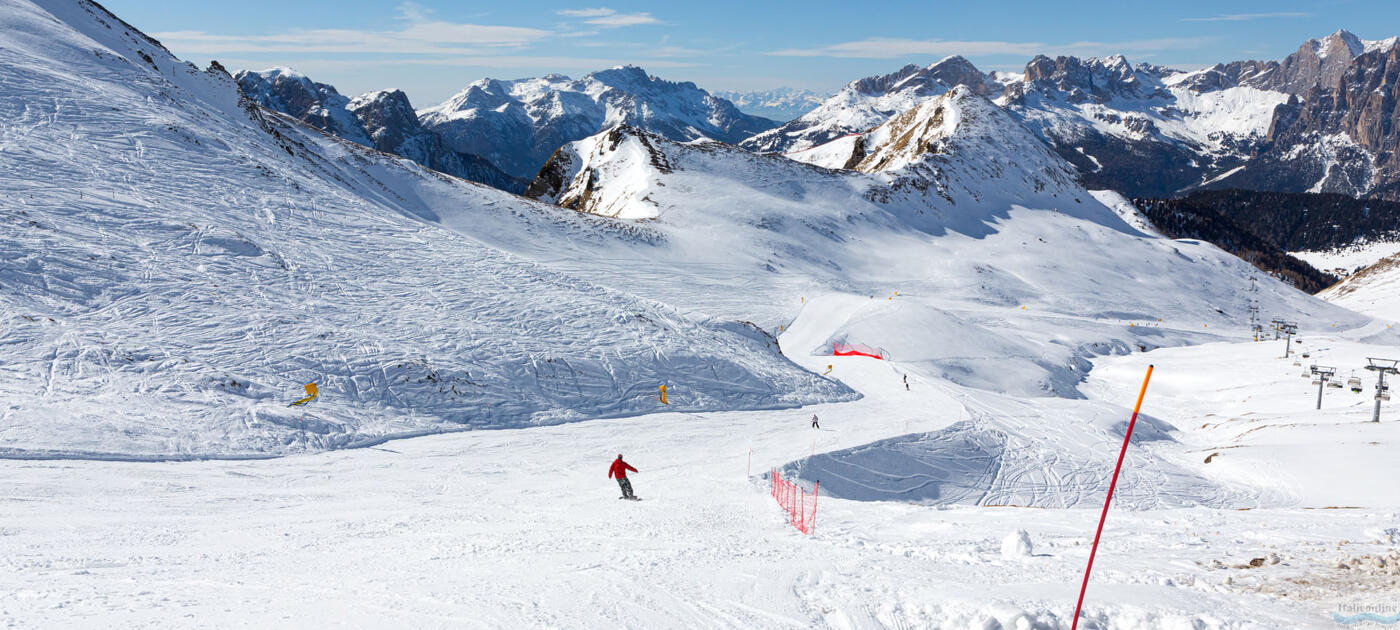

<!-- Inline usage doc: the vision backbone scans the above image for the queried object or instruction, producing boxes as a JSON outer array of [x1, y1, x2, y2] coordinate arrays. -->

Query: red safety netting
[[771, 469, 819, 535], [832, 342, 885, 360]]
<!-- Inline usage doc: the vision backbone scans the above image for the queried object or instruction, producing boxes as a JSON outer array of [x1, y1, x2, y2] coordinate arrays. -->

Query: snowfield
[[4, 1, 1400, 628], [0, 0, 849, 458], [4, 309, 1399, 628]]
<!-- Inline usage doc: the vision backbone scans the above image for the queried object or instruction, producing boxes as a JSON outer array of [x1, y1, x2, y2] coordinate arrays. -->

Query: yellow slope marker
[[289, 382, 318, 407]]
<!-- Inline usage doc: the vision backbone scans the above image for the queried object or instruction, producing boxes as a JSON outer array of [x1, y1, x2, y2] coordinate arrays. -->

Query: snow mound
[[782, 396, 1275, 509], [1001, 529, 1033, 559]]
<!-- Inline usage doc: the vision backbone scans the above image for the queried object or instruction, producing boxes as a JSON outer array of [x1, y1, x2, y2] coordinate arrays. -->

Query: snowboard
[[619, 496, 643, 501]]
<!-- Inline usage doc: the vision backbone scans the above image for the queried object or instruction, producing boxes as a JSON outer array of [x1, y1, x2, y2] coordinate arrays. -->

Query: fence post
[[800, 487, 805, 533], [812, 481, 819, 535]]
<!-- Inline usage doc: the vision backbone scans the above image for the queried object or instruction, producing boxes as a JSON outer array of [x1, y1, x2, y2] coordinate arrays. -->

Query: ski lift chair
[[1349, 374, 1363, 393]]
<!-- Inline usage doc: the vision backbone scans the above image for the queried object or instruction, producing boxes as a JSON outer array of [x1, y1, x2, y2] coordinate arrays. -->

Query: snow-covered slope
[[1293, 239, 1400, 278], [1318, 253, 1400, 319], [419, 66, 778, 178], [0, 0, 851, 458], [739, 56, 996, 155], [530, 86, 1369, 399]]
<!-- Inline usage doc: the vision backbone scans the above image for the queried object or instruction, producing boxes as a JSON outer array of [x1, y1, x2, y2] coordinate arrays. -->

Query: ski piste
[[2, 1, 1399, 628]]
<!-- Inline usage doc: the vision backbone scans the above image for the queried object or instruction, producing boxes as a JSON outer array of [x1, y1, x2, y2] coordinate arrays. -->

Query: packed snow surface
[[4, 2, 1400, 627], [4, 310, 1399, 628]]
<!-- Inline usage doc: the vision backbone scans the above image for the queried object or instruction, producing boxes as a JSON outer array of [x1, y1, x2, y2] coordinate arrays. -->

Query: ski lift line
[[1073, 364, 1154, 630]]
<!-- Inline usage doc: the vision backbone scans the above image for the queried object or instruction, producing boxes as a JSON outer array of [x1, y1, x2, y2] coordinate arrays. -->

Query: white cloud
[[1183, 12, 1309, 22], [557, 8, 616, 18], [557, 7, 660, 28], [584, 13, 660, 28], [154, 3, 550, 56]]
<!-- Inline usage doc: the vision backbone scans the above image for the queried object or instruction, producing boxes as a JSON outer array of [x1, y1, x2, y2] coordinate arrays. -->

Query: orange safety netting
[[771, 469, 819, 535], [832, 342, 885, 360]]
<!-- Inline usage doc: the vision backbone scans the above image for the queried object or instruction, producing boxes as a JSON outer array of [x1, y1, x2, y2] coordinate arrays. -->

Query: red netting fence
[[832, 342, 885, 360], [770, 469, 819, 535]]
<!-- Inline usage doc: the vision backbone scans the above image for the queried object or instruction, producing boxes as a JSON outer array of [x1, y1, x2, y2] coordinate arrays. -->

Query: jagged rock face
[[740, 56, 999, 154], [1018, 54, 1152, 103], [348, 90, 528, 194], [1249, 31, 1380, 95], [236, 68, 371, 145], [348, 89, 422, 153], [737, 30, 1400, 201], [235, 70, 525, 193], [419, 66, 777, 180], [998, 55, 1288, 198], [1207, 33, 1400, 200], [744, 53, 1284, 198]]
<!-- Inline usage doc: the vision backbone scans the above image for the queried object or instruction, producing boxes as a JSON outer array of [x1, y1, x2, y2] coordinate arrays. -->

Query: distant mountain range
[[231, 30, 1400, 215], [237, 69, 528, 193], [417, 67, 778, 179], [752, 31, 1400, 204], [710, 88, 825, 122]]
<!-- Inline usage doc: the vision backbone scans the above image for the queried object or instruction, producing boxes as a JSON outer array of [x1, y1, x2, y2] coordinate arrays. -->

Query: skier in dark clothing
[[904, 374, 909, 391], [608, 454, 638, 499], [811, 414, 820, 429]]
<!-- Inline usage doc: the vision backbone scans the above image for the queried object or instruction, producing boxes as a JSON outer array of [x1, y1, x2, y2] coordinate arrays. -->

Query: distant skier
[[903, 374, 909, 391], [811, 414, 820, 429], [608, 454, 639, 500]]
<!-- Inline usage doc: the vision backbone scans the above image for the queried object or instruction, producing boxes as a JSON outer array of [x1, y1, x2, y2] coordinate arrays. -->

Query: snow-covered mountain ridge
[[740, 56, 996, 155], [743, 31, 1400, 202], [418, 66, 777, 179], [236, 69, 527, 193]]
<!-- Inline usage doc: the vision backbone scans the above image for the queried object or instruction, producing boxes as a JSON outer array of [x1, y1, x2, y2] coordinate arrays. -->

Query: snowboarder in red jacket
[[609, 454, 638, 500]]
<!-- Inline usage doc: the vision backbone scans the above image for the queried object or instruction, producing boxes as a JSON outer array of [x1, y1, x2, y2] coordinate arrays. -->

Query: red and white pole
[[1072, 365, 1154, 630]]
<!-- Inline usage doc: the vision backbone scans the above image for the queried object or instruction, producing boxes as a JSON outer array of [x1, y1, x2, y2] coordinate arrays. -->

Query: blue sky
[[103, 1, 1398, 107]]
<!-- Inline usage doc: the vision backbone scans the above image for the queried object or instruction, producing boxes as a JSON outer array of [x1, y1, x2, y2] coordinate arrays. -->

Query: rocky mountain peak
[[1312, 29, 1365, 60], [235, 67, 371, 145], [1020, 54, 1152, 103], [347, 89, 418, 143], [588, 64, 653, 87]]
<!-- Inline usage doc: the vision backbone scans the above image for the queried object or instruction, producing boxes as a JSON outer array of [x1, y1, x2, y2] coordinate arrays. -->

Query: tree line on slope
[[1131, 191, 1353, 294]]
